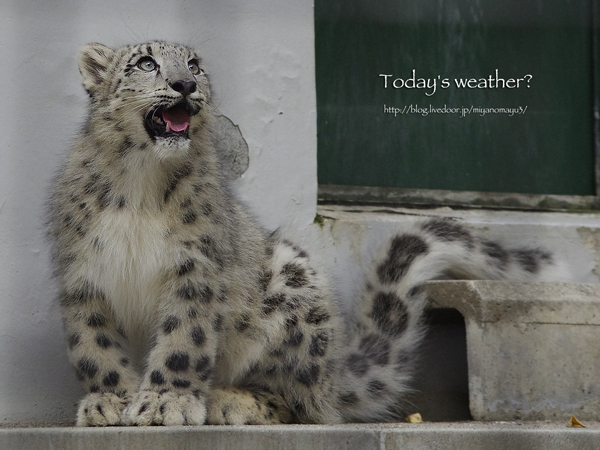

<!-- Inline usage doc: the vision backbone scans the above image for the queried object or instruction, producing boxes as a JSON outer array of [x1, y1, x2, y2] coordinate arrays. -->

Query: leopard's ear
[[78, 43, 115, 97]]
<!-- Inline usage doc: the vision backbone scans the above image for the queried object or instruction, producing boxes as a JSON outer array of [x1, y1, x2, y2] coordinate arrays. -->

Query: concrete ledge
[[1, 423, 599, 450], [425, 281, 600, 421]]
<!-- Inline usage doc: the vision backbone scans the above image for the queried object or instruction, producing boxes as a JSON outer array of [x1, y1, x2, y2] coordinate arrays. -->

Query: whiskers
[[112, 90, 205, 121]]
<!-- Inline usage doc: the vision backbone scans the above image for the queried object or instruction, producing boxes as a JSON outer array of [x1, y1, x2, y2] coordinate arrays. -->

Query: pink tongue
[[163, 106, 190, 132]]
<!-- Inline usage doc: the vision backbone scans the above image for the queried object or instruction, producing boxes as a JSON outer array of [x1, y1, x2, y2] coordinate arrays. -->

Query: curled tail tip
[[378, 218, 567, 283]]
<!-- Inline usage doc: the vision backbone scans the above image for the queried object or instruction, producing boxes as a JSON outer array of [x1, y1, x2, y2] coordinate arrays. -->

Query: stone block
[[424, 281, 600, 421]]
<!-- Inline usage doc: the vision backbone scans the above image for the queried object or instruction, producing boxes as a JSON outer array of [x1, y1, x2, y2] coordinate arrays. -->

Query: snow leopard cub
[[48, 41, 561, 426]]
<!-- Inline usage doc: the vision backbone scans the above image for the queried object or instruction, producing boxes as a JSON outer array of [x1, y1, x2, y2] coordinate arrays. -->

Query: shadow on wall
[[211, 114, 249, 180]]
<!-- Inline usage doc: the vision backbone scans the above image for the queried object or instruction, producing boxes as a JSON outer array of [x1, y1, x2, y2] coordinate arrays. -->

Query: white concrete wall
[[0, 0, 317, 424]]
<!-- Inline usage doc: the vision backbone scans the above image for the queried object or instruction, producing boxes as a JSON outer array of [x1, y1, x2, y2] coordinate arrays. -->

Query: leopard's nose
[[170, 80, 197, 96]]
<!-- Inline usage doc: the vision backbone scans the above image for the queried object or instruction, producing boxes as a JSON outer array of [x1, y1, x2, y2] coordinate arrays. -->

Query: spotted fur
[[48, 42, 562, 426]]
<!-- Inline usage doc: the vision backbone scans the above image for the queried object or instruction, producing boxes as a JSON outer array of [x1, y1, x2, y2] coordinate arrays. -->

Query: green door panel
[[315, 0, 595, 196]]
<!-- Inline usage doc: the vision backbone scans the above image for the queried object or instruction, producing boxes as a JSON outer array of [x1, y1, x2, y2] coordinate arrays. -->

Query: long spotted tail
[[337, 218, 563, 422]]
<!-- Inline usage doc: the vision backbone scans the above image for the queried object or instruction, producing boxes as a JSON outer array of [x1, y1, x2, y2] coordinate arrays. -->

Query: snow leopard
[[47, 41, 562, 426]]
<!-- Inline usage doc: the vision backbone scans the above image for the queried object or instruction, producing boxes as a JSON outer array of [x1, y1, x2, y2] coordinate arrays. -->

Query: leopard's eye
[[137, 57, 157, 72], [188, 60, 202, 75]]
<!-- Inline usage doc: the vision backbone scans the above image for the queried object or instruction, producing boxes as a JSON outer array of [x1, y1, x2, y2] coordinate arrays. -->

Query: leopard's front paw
[[76, 392, 129, 426], [122, 391, 206, 426]]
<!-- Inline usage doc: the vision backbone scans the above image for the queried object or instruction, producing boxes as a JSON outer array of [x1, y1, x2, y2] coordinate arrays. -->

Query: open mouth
[[144, 103, 192, 139]]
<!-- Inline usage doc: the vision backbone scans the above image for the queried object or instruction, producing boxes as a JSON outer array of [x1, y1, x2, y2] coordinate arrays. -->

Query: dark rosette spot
[[96, 181, 113, 209], [308, 332, 329, 357], [235, 314, 251, 332], [281, 263, 308, 288], [296, 363, 320, 387], [77, 357, 99, 379], [377, 234, 429, 284], [359, 333, 390, 365], [281, 295, 302, 311], [177, 281, 213, 303], [366, 379, 386, 396], [102, 371, 120, 387], [177, 282, 197, 300], [163, 316, 181, 334], [165, 352, 190, 372], [87, 312, 108, 328], [305, 306, 330, 325], [118, 137, 134, 157], [346, 353, 369, 377], [285, 315, 298, 329], [87, 313, 107, 328], [216, 287, 228, 303], [512, 248, 552, 274], [262, 293, 286, 315], [190, 325, 206, 346], [95, 333, 112, 348], [212, 314, 223, 332], [172, 378, 191, 388], [285, 329, 304, 347], [163, 164, 192, 203], [270, 348, 285, 358], [64, 281, 104, 305], [421, 219, 474, 249], [259, 270, 273, 292], [194, 355, 213, 381], [182, 211, 197, 224], [482, 241, 509, 271], [150, 370, 166, 385], [194, 355, 211, 373], [339, 391, 359, 405], [198, 235, 217, 260], [177, 259, 195, 276], [371, 292, 409, 337]]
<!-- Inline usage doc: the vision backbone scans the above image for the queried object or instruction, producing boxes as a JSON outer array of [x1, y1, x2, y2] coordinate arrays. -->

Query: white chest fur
[[83, 208, 173, 340]]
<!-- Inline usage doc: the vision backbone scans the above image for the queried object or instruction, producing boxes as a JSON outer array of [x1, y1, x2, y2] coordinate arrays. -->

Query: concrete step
[[1, 422, 599, 450]]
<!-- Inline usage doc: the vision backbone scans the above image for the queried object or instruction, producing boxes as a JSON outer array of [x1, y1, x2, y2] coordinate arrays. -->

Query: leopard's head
[[78, 41, 210, 160]]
